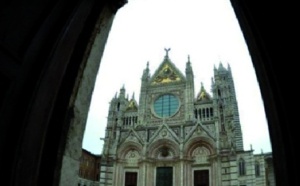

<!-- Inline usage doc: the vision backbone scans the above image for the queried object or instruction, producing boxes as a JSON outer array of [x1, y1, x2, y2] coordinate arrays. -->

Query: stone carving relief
[[157, 146, 174, 160], [125, 149, 140, 166], [160, 129, 168, 138], [157, 128, 180, 144], [194, 126, 202, 135], [137, 130, 146, 142], [172, 127, 180, 138], [148, 129, 156, 140], [185, 126, 192, 137], [126, 132, 138, 142], [192, 146, 210, 164]]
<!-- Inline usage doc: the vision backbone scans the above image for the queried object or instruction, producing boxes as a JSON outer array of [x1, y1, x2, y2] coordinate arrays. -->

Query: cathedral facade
[[99, 51, 274, 186]]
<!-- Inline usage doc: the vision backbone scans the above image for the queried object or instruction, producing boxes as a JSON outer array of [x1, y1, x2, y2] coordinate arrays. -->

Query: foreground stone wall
[[59, 5, 117, 186]]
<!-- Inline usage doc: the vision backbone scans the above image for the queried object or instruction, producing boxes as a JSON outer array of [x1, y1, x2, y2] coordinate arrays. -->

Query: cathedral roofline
[[149, 49, 187, 85]]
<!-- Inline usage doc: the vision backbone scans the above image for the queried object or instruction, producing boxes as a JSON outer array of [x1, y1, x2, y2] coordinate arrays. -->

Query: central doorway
[[194, 170, 209, 186], [156, 167, 173, 186], [125, 172, 137, 186]]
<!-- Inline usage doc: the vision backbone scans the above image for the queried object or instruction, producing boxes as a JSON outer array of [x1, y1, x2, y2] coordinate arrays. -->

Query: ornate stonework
[[99, 53, 273, 186]]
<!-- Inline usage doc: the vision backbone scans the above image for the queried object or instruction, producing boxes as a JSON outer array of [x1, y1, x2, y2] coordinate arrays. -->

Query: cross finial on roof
[[164, 48, 171, 57]]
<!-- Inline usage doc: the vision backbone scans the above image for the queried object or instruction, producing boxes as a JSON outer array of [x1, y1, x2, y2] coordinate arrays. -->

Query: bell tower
[[212, 63, 244, 151]]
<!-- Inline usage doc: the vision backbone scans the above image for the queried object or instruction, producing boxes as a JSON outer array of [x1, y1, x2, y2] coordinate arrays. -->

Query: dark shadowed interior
[[0, 0, 296, 185]]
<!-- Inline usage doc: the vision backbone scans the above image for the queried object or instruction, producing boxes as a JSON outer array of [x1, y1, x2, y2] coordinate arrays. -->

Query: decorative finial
[[188, 55, 190, 62], [164, 48, 171, 57], [146, 61, 149, 68]]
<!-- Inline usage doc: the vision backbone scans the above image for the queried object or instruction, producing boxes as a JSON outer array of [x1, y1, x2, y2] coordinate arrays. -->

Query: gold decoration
[[198, 91, 206, 100], [126, 100, 137, 110], [128, 101, 135, 108], [152, 64, 180, 84]]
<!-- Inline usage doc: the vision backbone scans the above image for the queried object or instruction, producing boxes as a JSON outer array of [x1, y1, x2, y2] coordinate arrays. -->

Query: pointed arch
[[117, 141, 143, 159], [184, 136, 216, 158], [147, 139, 180, 159]]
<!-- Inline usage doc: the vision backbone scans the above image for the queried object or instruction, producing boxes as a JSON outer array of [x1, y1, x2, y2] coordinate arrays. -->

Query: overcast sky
[[82, 0, 272, 155]]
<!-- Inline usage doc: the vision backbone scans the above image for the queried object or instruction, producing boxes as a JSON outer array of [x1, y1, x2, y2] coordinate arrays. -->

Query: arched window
[[198, 109, 201, 119], [206, 108, 209, 118], [238, 158, 246, 176], [217, 89, 221, 97], [117, 102, 120, 111]]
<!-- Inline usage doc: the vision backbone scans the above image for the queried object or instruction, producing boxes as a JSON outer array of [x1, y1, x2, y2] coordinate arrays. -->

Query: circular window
[[153, 94, 179, 118]]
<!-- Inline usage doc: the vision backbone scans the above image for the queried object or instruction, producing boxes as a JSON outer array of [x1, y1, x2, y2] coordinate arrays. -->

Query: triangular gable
[[148, 120, 181, 144], [120, 128, 144, 146], [125, 99, 138, 112], [195, 83, 212, 103], [150, 57, 186, 85], [184, 122, 216, 143]]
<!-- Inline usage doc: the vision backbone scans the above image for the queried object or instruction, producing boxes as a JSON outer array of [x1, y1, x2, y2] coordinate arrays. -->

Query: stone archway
[[147, 139, 180, 159], [184, 136, 215, 159], [58, 3, 125, 186], [0, 1, 296, 186], [0, 1, 127, 185]]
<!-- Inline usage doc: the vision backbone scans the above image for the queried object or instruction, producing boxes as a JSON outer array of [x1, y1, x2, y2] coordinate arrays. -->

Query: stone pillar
[[142, 162, 147, 186]]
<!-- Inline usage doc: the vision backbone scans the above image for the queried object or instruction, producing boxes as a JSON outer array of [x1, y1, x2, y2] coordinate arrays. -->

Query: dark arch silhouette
[[0, 0, 296, 185]]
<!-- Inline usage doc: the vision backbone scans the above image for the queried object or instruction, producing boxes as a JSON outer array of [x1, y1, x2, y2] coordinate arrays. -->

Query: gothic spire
[[185, 55, 193, 75], [119, 85, 125, 98], [142, 61, 150, 81]]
